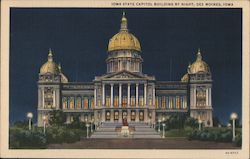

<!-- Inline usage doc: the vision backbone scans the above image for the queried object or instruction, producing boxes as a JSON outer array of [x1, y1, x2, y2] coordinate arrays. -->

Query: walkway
[[48, 138, 239, 149]]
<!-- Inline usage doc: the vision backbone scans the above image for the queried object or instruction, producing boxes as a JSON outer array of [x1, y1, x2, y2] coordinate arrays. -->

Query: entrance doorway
[[139, 111, 144, 121], [131, 110, 136, 121], [122, 111, 127, 119], [114, 111, 119, 121], [106, 111, 110, 121]]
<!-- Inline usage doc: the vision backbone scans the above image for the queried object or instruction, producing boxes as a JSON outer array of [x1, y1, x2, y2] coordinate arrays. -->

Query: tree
[[184, 117, 199, 128], [49, 109, 66, 127], [212, 116, 220, 127], [165, 113, 187, 129]]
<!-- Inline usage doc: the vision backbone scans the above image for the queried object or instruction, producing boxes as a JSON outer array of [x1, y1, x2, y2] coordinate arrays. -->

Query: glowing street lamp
[[230, 112, 238, 142], [42, 115, 47, 134], [162, 123, 166, 138], [198, 119, 202, 131], [227, 123, 232, 128], [158, 119, 162, 132], [26, 112, 33, 131]]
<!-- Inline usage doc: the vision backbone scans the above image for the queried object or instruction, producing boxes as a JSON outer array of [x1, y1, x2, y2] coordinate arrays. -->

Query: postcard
[[0, 0, 249, 158]]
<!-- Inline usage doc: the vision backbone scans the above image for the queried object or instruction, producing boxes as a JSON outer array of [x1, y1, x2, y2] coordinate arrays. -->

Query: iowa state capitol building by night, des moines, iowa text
[[37, 13, 213, 127]]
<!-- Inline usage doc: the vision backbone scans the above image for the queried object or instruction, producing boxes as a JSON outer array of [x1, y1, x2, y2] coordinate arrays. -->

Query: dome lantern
[[48, 48, 53, 62], [120, 12, 128, 31], [107, 12, 141, 52], [39, 49, 60, 74]]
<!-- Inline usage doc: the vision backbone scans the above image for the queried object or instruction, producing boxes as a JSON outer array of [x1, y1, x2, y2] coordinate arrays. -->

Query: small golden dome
[[40, 49, 60, 74], [181, 73, 189, 82], [189, 49, 210, 74], [108, 12, 141, 52]]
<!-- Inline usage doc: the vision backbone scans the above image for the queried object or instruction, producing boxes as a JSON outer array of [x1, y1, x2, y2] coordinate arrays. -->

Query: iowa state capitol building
[[37, 13, 213, 127]]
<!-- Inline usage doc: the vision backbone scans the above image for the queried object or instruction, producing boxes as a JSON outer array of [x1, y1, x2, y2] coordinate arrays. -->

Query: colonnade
[[94, 83, 150, 108]]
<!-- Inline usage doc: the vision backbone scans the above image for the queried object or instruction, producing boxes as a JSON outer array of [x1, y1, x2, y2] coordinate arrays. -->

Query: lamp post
[[162, 123, 166, 138], [158, 119, 161, 132], [91, 119, 94, 133], [42, 115, 46, 134], [230, 112, 238, 142], [27, 112, 33, 131], [86, 123, 90, 138], [198, 119, 202, 131]]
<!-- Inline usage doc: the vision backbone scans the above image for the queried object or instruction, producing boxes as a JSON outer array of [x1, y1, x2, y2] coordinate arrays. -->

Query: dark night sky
[[10, 8, 242, 124]]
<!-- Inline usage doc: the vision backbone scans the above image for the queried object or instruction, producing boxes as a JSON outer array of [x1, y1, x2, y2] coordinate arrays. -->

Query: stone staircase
[[90, 122, 161, 138]]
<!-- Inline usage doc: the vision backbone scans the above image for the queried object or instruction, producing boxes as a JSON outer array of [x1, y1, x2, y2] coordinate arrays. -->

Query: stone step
[[93, 131, 119, 134]]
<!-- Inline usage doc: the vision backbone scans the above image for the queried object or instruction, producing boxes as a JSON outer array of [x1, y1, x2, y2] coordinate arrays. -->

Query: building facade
[[37, 13, 213, 127]]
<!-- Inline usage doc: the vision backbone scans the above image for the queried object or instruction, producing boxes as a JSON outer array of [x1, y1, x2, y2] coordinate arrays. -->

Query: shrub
[[187, 127, 241, 146], [9, 127, 47, 149], [234, 133, 242, 147]]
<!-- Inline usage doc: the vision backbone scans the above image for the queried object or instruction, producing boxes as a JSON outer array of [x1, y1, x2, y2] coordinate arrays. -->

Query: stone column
[[119, 83, 122, 108], [111, 109, 114, 122], [127, 109, 131, 122], [110, 84, 114, 107], [127, 83, 130, 107], [209, 88, 212, 106], [144, 83, 147, 107], [53, 90, 56, 108], [152, 110, 156, 124], [102, 84, 105, 106], [136, 83, 139, 107], [56, 88, 60, 109], [136, 109, 139, 122], [102, 109, 105, 122], [42, 88, 45, 108], [119, 110, 122, 122], [152, 84, 155, 108], [194, 87, 196, 107], [190, 87, 193, 107], [38, 88, 42, 108], [144, 109, 148, 122], [94, 86, 97, 107], [206, 88, 209, 106], [94, 110, 98, 122]]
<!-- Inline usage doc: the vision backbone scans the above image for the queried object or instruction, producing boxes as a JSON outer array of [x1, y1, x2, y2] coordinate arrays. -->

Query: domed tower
[[106, 12, 143, 73], [37, 49, 68, 126], [181, 49, 213, 127]]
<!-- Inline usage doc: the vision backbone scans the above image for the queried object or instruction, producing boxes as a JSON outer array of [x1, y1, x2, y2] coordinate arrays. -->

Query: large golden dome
[[108, 12, 141, 52], [40, 49, 60, 74], [189, 49, 210, 74]]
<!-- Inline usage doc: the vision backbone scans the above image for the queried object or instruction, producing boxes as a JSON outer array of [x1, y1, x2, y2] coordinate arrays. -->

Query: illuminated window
[[162, 96, 166, 109], [69, 97, 74, 109], [155, 96, 159, 108], [131, 96, 135, 107], [149, 99, 152, 107], [44, 87, 54, 108], [122, 96, 127, 108], [169, 96, 172, 109], [84, 97, 88, 109], [76, 97, 81, 109], [62, 97, 67, 109], [139, 96, 144, 107], [106, 96, 110, 107], [176, 96, 180, 109], [114, 96, 119, 107], [166, 97, 169, 109]]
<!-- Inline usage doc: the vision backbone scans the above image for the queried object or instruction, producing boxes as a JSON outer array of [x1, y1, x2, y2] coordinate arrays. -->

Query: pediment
[[102, 70, 146, 80]]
